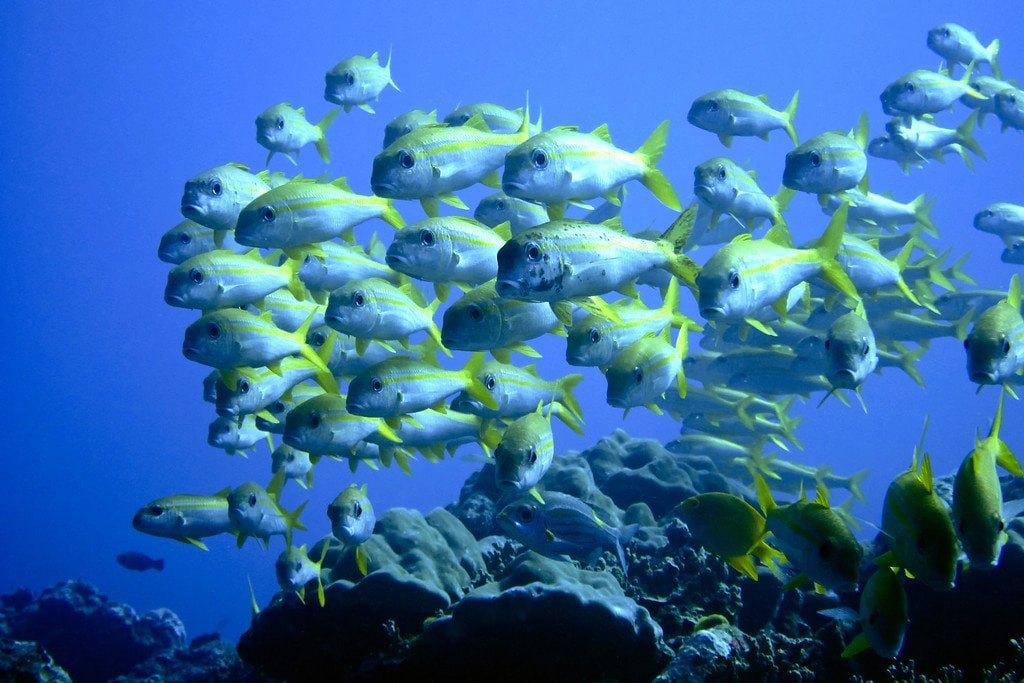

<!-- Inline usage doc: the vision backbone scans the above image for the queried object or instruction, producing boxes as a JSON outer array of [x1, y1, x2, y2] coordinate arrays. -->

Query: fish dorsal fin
[[852, 112, 869, 149], [600, 216, 628, 233], [919, 453, 934, 493], [330, 177, 353, 192], [590, 123, 613, 143], [753, 472, 776, 514], [756, 93, 770, 104], [991, 387, 1006, 441], [227, 162, 250, 171], [295, 106, 305, 117], [551, 125, 580, 133], [815, 481, 830, 507], [462, 113, 491, 132], [730, 233, 753, 244], [857, 172, 870, 194], [1007, 274, 1022, 310]]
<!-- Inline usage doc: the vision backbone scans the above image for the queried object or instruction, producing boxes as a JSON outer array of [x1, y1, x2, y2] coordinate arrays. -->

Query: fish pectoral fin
[[841, 633, 871, 658], [725, 555, 758, 581]]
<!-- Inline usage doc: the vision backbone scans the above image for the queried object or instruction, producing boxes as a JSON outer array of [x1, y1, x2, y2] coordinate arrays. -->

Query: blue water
[[3, 1, 1021, 648]]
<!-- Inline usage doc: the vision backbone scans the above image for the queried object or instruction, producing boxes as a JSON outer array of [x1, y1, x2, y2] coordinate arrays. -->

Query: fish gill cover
[[4, 3, 1024, 682]]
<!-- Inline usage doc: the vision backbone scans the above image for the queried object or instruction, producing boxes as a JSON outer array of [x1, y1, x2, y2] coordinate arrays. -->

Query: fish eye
[[248, 493, 257, 506], [495, 199, 506, 211], [420, 229, 435, 246], [468, 304, 484, 322], [916, 533, 929, 552], [729, 270, 740, 289], [809, 152, 822, 168], [211, 179, 222, 195], [190, 267, 204, 284], [179, 232, 192, 244], [371, 377, 383, 392], [398, 150, 415, 169], [529, 448, 537, 464], [275, 117, 284, 130], [589, 328, 601, 344], [984, 210, 994, 218], [717, 165, 726, 181], [516, 506, 534, 523], [293, 561, 302, 572], [239, 380, 250, 394], [824, 338, 831, 351], [343, 71, 355, 86], [271, 400, 286, 413], [261, 206, 275, 222], [999, 520, 1005, 531], [1008, 95, 1017, 105], [309, 411, 321, 429], [531, 148, 548, 169], [353, 501, 362, 518], [310, 331, 325, 346], [353, 291, 366, 307], [206, 323, 221, 339], [148, 505, 164, 516], [861, 340, 870, 356], [633, 366, 644, 383], [818, 539, 834, 559], [525, 242, 541, 261], [1003, 338, 1011, 355], [708, 100, 719, 112], [286, 452, 295, 462], [485, 374, 496, 391], [941, 27, 950, 38], [218, 422, 231, 434], [904, 82, 915, 93], [963, 338, 971, 350]]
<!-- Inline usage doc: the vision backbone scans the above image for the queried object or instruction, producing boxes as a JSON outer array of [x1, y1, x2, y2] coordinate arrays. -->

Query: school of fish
[[138, 25, 1024, 659]]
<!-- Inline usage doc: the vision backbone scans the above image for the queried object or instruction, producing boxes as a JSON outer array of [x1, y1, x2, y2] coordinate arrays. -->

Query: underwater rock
[[239, 507, 485, 680], [0, 639, 72, 682], [399, 552, 670, 681], [582, 429, 735, 518], [1, 580, 186, 683], [113, 635, 265, 683]]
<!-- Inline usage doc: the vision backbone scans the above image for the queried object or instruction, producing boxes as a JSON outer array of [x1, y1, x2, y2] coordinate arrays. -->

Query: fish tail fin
[[910, 193, 939, 236], [314, 108, 340, 163], [752, 542, 787, 580], [891, 342, 927, 387], [285, 500, 309, 547], [660, 203, 696, 252], [381, 199, 405, 228], [1008, 273, 1023, 310], [853, 111, 869, 150], [558, 373, 585, 425], [771, 186, 796, 224], [847, 468, 870, 504], [753, 472, 777, 514], [783, 89, 800, 145], [384, 45, 399, 92], [956, 110, 985, 160], [637, 120, 681, 210], [616, 523, 640, 574], [815, 204, 862, 305], [988, 38, 1001, 78], [284, 257, 308, 301]]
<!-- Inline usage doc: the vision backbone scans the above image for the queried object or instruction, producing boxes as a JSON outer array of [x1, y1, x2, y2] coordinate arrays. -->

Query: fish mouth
[[181, 204, 204, 218], [495, 280, 524, 298], [971, 371, 997, 384], [497, 479, 520, 491], [829, 369, 858, 388], [182, 346, 200, 359], [700, 306, 726, 320], [384, 254, 405, 266], [606, 394, 628, 408], [324, 90, 344, 105], [501, 182, 526, 196], [371, 182, 394, 197], [164, 294, 185, 306]]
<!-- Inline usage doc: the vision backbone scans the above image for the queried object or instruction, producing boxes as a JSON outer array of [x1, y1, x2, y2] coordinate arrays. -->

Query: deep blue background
[[2, 2, 1021, 643]]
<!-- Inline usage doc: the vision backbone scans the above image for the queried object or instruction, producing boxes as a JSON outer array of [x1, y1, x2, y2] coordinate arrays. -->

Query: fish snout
[[970, 371, 997, 385], [700, 306, 726, 320]]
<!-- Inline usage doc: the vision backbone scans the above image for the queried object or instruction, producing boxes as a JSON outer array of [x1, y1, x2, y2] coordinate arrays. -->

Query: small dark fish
[[117, 551, 165, 572]]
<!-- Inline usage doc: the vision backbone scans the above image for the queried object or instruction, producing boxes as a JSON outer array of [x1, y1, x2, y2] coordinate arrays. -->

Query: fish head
[[696, 245, 756, 321], [501, 133, 570, 203], [385, 222, 454, 276], [346, 363, 402, 417], [133, 499, 185, 536], [383, 109, 436, 149], [325, 281, 380, 337], [371, 142, 436, 199], [783, 133, 863, 195], [495, 233, 565, 301], [215, 371, 268, 418], [441, 294, 501, 350], [275, 547, 311, 590], [181, 164, 266, 232], [227, 483, 268, 531], [235, 192, 295, 249], [271, 444, 302, 473], [494, 427, 548, 493], [566, 316, 615, 367], [328, 484, 374, 545], [867, 135, 905, 162], [324, 56, 374, 106], [880, 71, 933, 117], [158, 220, 208, 265], [994, 89, 1024, 125], [182, 310, 241, 368], [693, 157, 739, 208], [474, 192, 518, 228], [686, 92, 731, 133], [1001, 239, 1024, 265], [973, 202, 1023, 234], [495, 498, 545, 543], [860, 567, 909, 659], [284, 394, 342, 453], [963, 312, 1020, 385], [926, 23, 971, 60], [953, 458, 1005, 571], [207, 415, 242, 450], [605, 341, 671, 409], [449, 390, 484, 415], [882, 474, 958, 592], [255, 103, 297, 151], [825, 314, 877, 389]]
